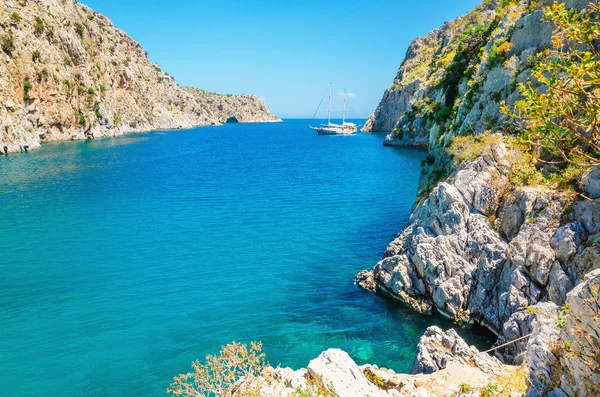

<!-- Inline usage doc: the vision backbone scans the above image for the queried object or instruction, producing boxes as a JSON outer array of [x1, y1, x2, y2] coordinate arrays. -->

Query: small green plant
[[99, 84, 106, 92], [1, 33, 16, 55], [526, 306, 538, 315], [32, 50, 41, 62], [458, 382, 472, 394], [364, 371, 386, 389], [76, 111, 86, 126], [10, 12, 21, 23], [23, 79, 33, 101], [87, 88, 95, 95], [64, 56, 72, 66], [488, 38, 514, 67], [433, 105, 452, 122], [34, 16, 44, 35], [480, 383, 500, 397], [291, 374, 337, 397], [77, 87, 85, 95], [74, 22, 84, 37], [393, 127, 404, 140]]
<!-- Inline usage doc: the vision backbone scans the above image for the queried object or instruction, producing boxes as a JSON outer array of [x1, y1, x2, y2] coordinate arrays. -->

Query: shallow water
[[0, 119, 492, 396]]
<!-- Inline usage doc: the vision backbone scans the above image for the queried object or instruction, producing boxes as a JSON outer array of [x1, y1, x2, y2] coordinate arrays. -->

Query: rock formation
[[0, 0, 279, 154], [250, 327, 526, 397], [357, 0, 599, 395]]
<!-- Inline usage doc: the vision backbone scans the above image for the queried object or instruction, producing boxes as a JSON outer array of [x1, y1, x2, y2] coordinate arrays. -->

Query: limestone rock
[[580, 166, 600, 199], [306, 349, 388, 397], [412, 326, 504, 375]]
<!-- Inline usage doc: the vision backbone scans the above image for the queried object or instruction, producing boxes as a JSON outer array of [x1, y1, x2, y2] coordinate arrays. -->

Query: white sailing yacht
[[310, 83, 358, 135]]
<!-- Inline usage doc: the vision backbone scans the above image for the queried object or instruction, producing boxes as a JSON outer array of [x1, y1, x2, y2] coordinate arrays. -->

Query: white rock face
[[307, 349, 389, 397]]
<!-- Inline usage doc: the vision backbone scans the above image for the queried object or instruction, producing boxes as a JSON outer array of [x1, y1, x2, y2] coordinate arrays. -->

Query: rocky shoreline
[[261, 0, 599, 395], [0, 0, 279, 155]]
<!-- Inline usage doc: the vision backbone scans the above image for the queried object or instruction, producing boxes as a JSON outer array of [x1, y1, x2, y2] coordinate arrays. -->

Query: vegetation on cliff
[[503, 3, 599, 169], [0, 0, 278, 154]]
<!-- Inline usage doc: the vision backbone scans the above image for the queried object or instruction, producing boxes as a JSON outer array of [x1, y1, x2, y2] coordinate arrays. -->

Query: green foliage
[[549, 164, 587, 190], [167, 342, 272, 397], [480, 383, 500, 397], [488, 38, 514, 67], [555, 310, 567, 329], [1, 32, 16, 55], [36, 69, 48, 83], [433, 105, 452, 122], [458, 382, 472, 394], [291, 374, 337, 397], [502, 3, 600, 167], [10, 12, 21, 23], [74, 22, 85, 37], [76, 111, 86, 126], [87, 87, 95, 95], [113, 114, 121, 126], [99, 84, 107, 92], [506, 142, 545, 186], [23, 79, 32, 101], [426, 154, 436, 165], [393, 127, 404, 140], [447, 133, 503, 163], [526, 306, 538, 314], [32, 50, 41, 62], [364, 371, 386, 389], [34, 16, 44, 35], [441, 20, 498, 106], [77, 87, 85, 95]]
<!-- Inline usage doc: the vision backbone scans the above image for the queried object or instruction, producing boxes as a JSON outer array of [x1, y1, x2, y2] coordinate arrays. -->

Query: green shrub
[[502, 3, 600, 168], [34, 17, 44, 35], [76, 111, 86, 126], [87, 87, 95, 95], [32, 50, 41, 62], [23, 79, 33, 100], [99, 84, 106, 92], [10, 12, 21, 23], [488, 38, 514, 67], [393, 127, 404, 140], [426, 154, 436, 165], [433, 106, 452, 122], [448, 133, 503, 163], [74, 22, 84, 37], [1, 33, 15, 55], [440, 20, 498, 107]]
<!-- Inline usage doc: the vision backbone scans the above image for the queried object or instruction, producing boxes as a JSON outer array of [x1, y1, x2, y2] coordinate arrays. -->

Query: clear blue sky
[[81, 0, 480, 118]]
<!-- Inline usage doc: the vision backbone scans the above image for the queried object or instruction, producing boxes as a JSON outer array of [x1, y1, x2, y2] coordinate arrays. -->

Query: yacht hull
[[310, 126, 356, 135]]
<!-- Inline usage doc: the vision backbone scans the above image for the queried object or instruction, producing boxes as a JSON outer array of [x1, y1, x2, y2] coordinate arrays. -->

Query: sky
[[81, 0, 481, 118]]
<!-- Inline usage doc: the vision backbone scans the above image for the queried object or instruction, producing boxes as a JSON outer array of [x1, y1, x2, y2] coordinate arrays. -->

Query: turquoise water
[[0, 120, 491, 396]]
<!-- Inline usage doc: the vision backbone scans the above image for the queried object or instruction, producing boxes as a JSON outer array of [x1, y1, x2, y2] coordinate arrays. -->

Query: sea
[[0, 119, 492, 396]]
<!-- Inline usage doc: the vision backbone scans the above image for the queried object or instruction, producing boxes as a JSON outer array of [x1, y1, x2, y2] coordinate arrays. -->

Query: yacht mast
[[328, 82, 331, 125], [343, 89, 347, 124]]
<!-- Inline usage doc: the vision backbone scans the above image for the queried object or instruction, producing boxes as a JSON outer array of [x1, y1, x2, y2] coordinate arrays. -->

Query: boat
[[310, 83, 358, 135]]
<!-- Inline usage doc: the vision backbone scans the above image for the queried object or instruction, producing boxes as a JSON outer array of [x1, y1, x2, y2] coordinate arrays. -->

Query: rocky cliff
[[357, 0, 599, 395], [184, 88, 281, 124], [0, 0, 279, 154]]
